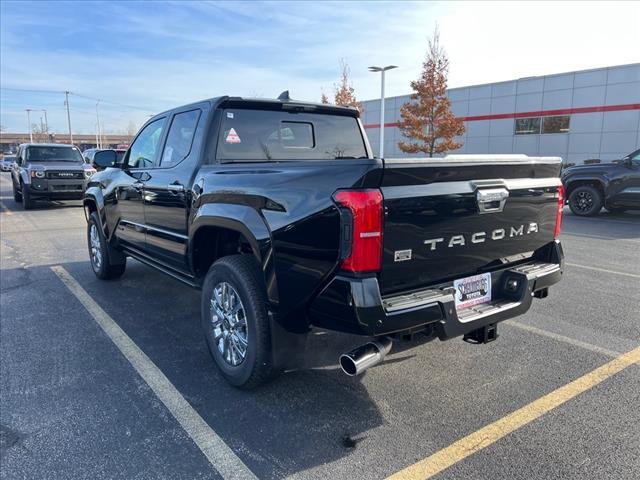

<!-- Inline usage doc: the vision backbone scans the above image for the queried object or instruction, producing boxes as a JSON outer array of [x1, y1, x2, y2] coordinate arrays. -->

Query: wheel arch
[[83, 188, 108, 236], [564, 177, 606, 200], [189, 203, 278, 306]]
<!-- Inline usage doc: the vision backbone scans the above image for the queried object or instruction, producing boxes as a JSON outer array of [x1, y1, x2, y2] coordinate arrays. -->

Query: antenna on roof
[[277, 90, 290, 101]]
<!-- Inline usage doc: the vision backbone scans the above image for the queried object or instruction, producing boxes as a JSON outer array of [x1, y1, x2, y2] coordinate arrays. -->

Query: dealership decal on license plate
[[453, 273, 492, 310]]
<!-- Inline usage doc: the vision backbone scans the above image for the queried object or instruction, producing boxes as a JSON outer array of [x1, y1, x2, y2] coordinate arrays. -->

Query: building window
[[514, 115, 570, 135], [541, 115, 570, 134], [514, 117, 541, 135]]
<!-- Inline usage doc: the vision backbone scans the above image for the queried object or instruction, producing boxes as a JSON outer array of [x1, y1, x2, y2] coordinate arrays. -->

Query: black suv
[[562, 148, 640, 216], [11, 143, 95, 209]]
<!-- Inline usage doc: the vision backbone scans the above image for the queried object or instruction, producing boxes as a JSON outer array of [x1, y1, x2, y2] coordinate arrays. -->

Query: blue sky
[[1, 1, 638, 135]]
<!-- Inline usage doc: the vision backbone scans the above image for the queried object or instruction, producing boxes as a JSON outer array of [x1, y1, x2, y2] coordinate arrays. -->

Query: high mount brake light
[[333, 189, 383, 273], [554, 184, 564, 239]]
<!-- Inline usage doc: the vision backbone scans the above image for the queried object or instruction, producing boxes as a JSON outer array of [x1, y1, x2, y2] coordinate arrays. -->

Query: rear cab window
[[160, 109, 201, 167], [216, 108, 367, 162]]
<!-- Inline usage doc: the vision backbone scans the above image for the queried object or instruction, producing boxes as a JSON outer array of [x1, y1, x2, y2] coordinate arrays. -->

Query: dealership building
[[361, 63, 640, 164]]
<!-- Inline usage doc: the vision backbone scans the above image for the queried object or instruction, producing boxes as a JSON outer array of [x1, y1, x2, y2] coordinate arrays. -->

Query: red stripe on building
[[362, 103, 640, 129]]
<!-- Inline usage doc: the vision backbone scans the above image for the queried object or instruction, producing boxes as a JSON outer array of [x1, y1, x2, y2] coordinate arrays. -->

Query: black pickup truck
[[561, 148, 640, 216], [85, 95, 565, 388]]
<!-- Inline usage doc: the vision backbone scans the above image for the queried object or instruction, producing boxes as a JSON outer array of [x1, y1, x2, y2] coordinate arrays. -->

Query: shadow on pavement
[[15, 259, 426, 478]]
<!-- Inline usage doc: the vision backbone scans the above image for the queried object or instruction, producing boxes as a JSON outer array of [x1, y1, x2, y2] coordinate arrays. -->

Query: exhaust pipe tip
[[339, 337, 392, 376], [339, 354, 359, 377]]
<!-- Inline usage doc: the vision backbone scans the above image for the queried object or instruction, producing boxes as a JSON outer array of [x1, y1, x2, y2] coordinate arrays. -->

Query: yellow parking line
[[387, 345, 640, 480]]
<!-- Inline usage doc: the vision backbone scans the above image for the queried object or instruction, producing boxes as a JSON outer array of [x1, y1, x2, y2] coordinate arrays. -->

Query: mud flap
[[269, 312, 308, 372]]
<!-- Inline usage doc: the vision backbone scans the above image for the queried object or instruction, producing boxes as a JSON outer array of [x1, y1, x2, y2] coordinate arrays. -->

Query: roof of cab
[[149, 95, 359, 122]]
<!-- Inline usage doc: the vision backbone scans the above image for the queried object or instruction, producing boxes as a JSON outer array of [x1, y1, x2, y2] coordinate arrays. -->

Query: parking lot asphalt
[[1, 172, 639, 480]]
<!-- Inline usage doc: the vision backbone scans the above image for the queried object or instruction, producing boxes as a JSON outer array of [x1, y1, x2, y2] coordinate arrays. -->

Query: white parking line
[[51, 265, 257, 480], [504, 321, 621, 358], [566, 262, 640, 279]]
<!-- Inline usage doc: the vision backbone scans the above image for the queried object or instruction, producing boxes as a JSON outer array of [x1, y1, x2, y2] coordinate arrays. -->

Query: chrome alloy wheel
[[210, 282, 248, 366], [89, 224, 103, 270]]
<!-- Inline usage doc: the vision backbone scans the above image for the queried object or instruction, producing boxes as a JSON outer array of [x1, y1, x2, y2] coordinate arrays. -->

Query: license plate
[[453, 273, 492, 310]]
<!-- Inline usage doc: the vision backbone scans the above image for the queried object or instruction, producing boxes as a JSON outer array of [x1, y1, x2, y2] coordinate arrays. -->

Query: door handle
[[167, 183, 185, 193]]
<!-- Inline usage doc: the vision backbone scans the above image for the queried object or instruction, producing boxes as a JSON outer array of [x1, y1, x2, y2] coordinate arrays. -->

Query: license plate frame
[[453, 272, 492, 311]]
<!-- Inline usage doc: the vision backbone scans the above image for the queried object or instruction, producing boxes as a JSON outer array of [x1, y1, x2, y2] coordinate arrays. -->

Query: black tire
[[22, 185, 34, 210], [12, 180, 22, 202], [568, 185, 603, 216], [201, 254, 277, 389], [87, 212, 126, 280]]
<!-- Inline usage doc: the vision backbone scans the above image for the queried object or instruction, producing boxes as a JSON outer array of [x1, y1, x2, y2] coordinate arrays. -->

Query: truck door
[[614, 150, 640, 208], [142, 108, 202, 270], [114, 117, 166, 251]]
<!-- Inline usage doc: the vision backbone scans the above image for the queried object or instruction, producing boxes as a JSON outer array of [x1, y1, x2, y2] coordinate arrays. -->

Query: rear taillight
[[333, 189, 383, 273], [554, 184, 564, 239]]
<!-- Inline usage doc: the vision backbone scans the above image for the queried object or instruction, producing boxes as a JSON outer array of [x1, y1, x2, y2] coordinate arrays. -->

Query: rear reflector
[[333, 189, 383, 273], [554, 184, 564, 239]]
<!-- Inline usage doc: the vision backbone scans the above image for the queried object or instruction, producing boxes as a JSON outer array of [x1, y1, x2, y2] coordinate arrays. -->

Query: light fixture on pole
[[368, 65, 397, 159]]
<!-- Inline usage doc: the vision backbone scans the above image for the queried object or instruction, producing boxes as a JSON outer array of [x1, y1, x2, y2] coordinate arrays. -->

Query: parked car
[[85, 95, 564, 389], [561, 148, 640, 216], [1, 155, 16, 172], [11, 143, 95, 209], [83, 148, 127, 170]]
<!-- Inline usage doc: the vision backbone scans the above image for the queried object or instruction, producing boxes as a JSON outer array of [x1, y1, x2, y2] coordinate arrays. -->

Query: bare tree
[[126, 120, 138, 139], [31, 123, 51, 143]]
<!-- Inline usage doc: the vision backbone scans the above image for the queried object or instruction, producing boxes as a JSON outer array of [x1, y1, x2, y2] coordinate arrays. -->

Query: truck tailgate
[[379, 155, 562, 296]]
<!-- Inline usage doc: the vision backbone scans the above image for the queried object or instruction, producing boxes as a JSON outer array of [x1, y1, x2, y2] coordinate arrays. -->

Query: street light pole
[[64, 91, 73, 144], [368, 65, 397, 159], [95, 101, 102, 149], [26, 109, 33, 143], [41, 110, 48, 133]]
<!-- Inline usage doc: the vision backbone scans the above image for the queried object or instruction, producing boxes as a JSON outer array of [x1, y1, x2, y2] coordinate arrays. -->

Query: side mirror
[[93, 150, 118, 170]]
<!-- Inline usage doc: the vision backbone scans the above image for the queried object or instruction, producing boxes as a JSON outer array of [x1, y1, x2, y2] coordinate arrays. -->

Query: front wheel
[[201, 255, 278, 389], [12, 180, 22, 202], [22, 185, 34, 210], [87, 212, 126, 279], [568, 185, 603, 216]]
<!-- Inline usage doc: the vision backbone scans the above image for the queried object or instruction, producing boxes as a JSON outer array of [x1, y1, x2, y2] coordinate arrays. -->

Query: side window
[[127, 118, 165, 169], [160, 109, 201, 167]]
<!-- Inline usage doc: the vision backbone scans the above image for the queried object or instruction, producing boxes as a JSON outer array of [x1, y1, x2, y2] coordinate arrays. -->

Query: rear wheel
[[88, 212, 126, 279], [568, 185, 602, 216], [201, 255, 277, 389]]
